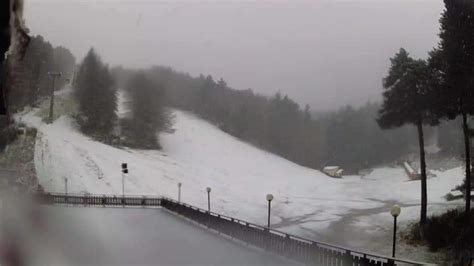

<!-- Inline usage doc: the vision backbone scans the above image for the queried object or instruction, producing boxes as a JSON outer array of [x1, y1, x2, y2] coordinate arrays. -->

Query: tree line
[[7, 35, 76, 112], [113, 66, 327, 168], [5, 38, 170, 149], [114, 66, 433, 174], [9, 36, 460, 181], [110, 59, 464, 177], [74, 49, 169, 148]]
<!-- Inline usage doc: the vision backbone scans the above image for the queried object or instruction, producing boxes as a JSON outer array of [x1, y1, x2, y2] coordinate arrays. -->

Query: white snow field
[[20, 98, 465, 261]]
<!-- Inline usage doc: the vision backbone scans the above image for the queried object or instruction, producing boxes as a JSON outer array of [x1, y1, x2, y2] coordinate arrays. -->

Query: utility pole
[[47, 72, 62, 123]]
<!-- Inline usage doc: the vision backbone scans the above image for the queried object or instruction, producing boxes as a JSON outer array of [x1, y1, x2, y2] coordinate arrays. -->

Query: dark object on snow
[[121, 163, 128, 174]]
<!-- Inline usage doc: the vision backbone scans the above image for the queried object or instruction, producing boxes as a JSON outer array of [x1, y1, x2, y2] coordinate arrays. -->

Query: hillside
[[19, 93, 465, 261]]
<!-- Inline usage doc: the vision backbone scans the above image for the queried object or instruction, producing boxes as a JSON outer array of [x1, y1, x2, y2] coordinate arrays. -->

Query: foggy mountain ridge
[[24, 0, 444, 111]]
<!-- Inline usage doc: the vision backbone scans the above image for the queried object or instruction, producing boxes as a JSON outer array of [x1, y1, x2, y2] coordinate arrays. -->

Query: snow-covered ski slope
[[21, 106, 464, 239]]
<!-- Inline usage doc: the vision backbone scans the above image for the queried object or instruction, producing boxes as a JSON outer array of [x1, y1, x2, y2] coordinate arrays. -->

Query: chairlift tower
[[47, 71, 62, 123]]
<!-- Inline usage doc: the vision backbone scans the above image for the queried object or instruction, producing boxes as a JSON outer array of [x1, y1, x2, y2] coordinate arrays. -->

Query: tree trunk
[[462, 112, 471, 220], [417, 120, 427, 225]]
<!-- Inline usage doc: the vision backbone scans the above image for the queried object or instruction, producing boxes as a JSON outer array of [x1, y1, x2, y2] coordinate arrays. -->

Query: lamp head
[[206, 187, 211, 193], [390, 205, 401, 217], [266, 194, 274, 202]]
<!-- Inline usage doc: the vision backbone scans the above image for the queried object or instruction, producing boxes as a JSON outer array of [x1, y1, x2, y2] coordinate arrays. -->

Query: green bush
[[408, 209, 474, 263]]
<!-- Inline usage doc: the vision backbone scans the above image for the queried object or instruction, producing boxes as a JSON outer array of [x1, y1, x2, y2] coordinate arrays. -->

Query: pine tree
[[377, 48, 438, 225], [74, 48, 117, 137], [437, 0, 474, 219], [197, 75, 216, 119], [122, 72, 168, 149], [53, 46, 76, 89]]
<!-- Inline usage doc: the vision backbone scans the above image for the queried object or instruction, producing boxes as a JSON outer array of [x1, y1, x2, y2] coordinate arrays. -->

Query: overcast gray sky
[[24, 0, 443, 111]]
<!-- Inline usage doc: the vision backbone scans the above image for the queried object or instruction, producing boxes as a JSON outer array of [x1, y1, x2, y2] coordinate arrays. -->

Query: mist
[[24, 0, 443, 111], [3, 1, 473, 265]]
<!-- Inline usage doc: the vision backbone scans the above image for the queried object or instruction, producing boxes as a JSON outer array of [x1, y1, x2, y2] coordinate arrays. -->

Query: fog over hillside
[[3, 1, 474, 264], [24, 0, 443, 111]]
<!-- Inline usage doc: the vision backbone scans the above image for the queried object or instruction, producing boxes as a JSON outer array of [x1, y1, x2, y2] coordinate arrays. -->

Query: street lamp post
[[178, 182, 182, 202], [47, 72, 62, 123], [266, 194, 274, 229], [390, 205, 401, 258], [206, 187, 211, 212]]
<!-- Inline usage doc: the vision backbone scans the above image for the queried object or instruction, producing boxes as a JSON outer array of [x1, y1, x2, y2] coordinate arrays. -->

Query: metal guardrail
[[160, 198, 428, 266], [38, 192, 162, 207], [38, 193, 430, 266]]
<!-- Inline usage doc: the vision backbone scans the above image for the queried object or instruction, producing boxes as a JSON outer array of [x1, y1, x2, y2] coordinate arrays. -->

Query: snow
[[19, 103, 466, 260], [425, 143, 441, 154], [116, 90, 131, 119]]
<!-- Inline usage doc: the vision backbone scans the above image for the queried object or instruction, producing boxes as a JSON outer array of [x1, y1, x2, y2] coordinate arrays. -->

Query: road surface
[[8, 205, 292, 266]]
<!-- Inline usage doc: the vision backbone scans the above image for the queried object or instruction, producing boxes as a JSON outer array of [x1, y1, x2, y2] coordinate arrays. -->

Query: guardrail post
[[343, 250, 352, 266], [387, 258, 395, 266], [229, 218, 235, 239], [362, 254, 370, 265], [245, 222, 250, 245], [285, 234, 291, 258], [263, 229, 268, 248], [217, 215, 222, 234]]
